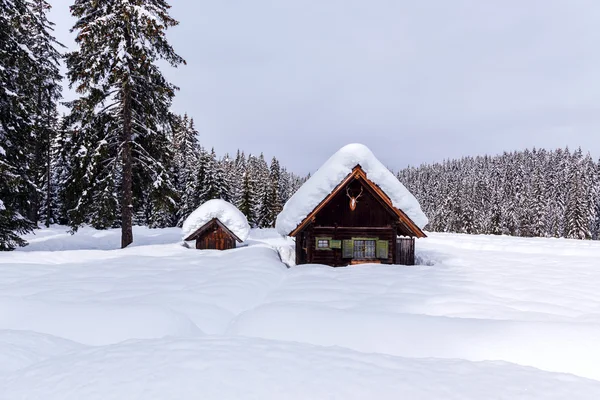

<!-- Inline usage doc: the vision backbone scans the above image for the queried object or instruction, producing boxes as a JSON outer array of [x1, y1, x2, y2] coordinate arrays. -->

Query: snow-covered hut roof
[[275, 143, 428, 236], [182, 199, 250, 242]]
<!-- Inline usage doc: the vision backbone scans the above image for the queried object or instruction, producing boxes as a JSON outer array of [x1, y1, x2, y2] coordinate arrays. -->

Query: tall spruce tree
[[230, 150, 246, 208], [172, 114, 201, 225], [259, 157, 282, 228], [22, 0, 64, 225], [239, 171, 256, 225], [66, 0, 184, 247], [251, 153, 270, 227], [198, 148, 228, 202], [0, 0, 39, 249], [592, 160, 600, 240]]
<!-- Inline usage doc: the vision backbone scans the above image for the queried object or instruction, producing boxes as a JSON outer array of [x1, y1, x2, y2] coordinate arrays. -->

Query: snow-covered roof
[[275, 143, 428, 236], [182, 199, 250, 242]]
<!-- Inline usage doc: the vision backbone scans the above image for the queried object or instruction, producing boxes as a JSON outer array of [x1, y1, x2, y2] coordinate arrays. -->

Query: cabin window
[[353, 239, 376, 259], [342, 238, 381, 259], [317, 239, 329, 248], [315, 237, 332, 250]]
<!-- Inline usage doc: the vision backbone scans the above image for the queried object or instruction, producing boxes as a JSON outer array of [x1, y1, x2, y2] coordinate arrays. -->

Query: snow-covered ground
[[1, 226, 600, 399]]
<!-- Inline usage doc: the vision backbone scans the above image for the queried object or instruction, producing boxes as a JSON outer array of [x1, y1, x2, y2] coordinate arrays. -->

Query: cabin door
[[395, 237, 415, 265]]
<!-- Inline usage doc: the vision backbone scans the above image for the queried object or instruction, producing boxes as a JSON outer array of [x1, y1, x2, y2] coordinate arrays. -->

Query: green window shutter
[[342, 240, 354, 258], [377, 240, 389, 259]]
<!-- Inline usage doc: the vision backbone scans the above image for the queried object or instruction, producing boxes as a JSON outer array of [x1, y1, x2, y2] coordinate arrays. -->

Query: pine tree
[[592, 160, 600, 240], [50, 116, 75, 225], [529, 169, 547, 237], [0, 0, 38, 249], [199, 148, 228, 201], [230, 150, 246, 208], [192, 147, 208, 207], [238, 171, 256, 225], [268, 157, 283, 225], [219, 154, 233, 203], [172, 115, 201, 225], [258, 157, 282, 228], [66, 0, 185, 247], [22, 0, 64, 225], [62, 112, 121, 230], [564, 149, 589, 239], [135, 119, 178, 228], [250, 153, 270, 227]]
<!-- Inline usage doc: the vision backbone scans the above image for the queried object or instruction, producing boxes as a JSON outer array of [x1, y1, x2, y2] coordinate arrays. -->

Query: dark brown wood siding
[[307, 227, 396, 266], [313, 179, 397, 228], [195, 222, 236, 251], [395, 237, 415, 265]]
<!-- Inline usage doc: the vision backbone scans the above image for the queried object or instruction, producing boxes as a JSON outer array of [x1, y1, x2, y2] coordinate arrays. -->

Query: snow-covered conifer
[[65, 0, 185, 247]]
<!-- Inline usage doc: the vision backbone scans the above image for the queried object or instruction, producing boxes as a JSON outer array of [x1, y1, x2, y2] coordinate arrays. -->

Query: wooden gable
[[289, 165, 426, 238]]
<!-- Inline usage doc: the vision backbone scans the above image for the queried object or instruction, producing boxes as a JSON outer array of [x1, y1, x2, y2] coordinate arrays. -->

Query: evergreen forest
[[1, 1, 599, 250]]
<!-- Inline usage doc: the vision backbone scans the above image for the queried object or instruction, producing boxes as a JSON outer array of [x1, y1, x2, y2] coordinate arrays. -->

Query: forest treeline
[[2, 1, 599, 250], [398, 148, 600, 240], [52, 113, 306, 231], [0, 0, 304, 250]]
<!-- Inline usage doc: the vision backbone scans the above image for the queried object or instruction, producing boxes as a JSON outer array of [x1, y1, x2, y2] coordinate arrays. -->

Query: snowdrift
[[2, 336, 600, 400], [2, 227, 600, 398]]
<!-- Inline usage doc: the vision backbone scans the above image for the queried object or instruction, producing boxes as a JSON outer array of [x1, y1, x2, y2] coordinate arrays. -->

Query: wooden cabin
[[184, 217, 243, 250], [288, 165, 426, 266]]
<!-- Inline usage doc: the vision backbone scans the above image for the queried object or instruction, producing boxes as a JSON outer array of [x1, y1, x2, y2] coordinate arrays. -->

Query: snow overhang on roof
[[182, 199, 251, 242], [275, 143, 429, 236]]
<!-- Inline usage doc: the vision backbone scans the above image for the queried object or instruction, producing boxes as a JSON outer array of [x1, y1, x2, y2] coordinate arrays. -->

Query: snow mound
[[181, 199, 250, 242], [3, 336, 599, 400], [228, 302, 600, 380], [0, 298, 202, 346], [0, 330, 84, 373], [275, 143, 428, 236], [16, 226, 183, 252]]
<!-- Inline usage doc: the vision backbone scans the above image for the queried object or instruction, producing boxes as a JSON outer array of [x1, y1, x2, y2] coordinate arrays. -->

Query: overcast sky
[[49, 0, 600, 174]]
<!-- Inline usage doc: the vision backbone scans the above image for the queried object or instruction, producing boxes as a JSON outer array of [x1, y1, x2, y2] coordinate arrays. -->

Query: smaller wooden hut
[[184, 217, 242, 250], [181, 199, 250, 251]]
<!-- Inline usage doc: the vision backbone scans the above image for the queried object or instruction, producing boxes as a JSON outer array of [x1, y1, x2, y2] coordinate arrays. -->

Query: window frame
[[343, 237, 379, 259], [315, 237, 332, 251]]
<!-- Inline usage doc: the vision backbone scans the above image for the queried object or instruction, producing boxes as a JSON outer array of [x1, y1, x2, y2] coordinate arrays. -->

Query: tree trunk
[[121, 85, 134, 248], [121, 17, 134, 249], [45, 93, 52, 227]]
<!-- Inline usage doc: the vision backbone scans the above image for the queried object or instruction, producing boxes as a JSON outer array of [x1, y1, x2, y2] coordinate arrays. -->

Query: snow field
[[3, 336, 600, 400], [1, 226, 600, 398]]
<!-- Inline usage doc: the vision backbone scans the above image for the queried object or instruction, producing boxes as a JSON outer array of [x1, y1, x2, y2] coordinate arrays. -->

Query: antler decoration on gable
[[346, 186, 363, 211]]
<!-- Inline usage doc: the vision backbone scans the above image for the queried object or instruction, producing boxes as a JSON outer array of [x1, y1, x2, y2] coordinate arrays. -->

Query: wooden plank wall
[[395, 237, 415, 265], [308, 226, 395, 266]]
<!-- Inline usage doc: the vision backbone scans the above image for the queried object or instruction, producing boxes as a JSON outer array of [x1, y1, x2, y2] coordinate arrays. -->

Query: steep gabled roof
[[288, 165, 426, 238], [275, 144, 428, 236], [182, 199, 250, 242]]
